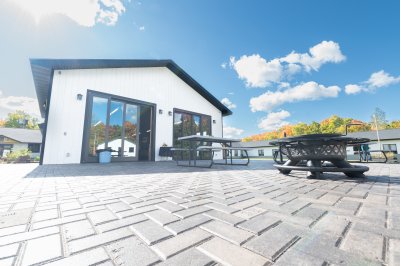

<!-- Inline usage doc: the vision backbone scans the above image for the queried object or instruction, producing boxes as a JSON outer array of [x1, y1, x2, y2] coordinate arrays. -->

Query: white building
[[31, 59, 231, 164], [97, 139, 137, 158], [0, 128, 42, 158], [234, 129, 400, 160]]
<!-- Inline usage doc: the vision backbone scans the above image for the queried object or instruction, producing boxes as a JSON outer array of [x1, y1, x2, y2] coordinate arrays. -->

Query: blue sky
[[0, 0, 399, 138]]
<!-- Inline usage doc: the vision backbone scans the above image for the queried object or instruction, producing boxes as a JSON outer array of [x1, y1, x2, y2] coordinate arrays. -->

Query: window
[[0, 144, 13, 157], [129, 147, 135, 153], [383, 144, 397, 153], [234, 150, 239, 157], [258, 149, 264, 156], [28, 143, 41, 153], [173, 110, 212, 159]]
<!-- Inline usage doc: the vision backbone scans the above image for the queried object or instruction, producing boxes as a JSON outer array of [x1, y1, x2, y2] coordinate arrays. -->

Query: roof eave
[[30, 59, 232, 117]]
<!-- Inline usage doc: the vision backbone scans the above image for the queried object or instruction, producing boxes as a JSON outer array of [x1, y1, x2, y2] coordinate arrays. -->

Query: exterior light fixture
[[213, 120, 216, 124], [168, 111, 173, 116], [159, 109, 163, 114], [76, 94, 83, 101]]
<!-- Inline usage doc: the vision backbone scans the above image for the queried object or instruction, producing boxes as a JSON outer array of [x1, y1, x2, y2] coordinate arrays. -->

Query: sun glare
[[12, 0, 56, 24], [9, 0, 125, 27]]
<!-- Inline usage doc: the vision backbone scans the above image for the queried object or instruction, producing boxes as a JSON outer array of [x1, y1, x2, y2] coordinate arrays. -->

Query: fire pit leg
[[278, 160, 300, 174], [330, 160, 366, 178], [306, 160, 322, 179]]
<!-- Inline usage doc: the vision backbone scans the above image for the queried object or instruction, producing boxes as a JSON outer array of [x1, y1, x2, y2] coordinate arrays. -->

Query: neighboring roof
[[0, 128, 42, 143], [30, 59, 232, 118], [346, 128, 400, 141], [234, 129, 400, 148]]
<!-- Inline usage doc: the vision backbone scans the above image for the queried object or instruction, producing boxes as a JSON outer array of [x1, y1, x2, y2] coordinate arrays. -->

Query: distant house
[[30, 59, 231, 164], [0, 128, 42, 158], [234, 128, 400, 159], [97, 139, 137, 158]]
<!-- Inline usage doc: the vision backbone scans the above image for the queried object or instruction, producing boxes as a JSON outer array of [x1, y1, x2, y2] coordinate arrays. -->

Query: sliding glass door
[[84, 92, 144, 162]]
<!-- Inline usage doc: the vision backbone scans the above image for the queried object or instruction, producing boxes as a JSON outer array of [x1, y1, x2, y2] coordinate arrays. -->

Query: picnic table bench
[[171, 135, 251, 168]]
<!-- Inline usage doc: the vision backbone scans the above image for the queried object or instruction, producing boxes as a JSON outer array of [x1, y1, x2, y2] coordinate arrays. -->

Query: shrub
[[6, 149, 32, 163]]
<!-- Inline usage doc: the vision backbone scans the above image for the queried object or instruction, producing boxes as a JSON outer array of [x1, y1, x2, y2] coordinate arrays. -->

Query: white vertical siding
[[12, 143, 28, 152], [43, 67, 223, 164]]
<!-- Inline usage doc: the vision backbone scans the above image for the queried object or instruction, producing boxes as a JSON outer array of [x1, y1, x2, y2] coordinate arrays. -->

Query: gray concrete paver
[[0, 162, 398, 265]]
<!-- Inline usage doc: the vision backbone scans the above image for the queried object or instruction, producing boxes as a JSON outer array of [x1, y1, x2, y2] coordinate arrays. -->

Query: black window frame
[[258, 149, 264, 156], [172, 108, 212, 159], [172, 108, 212, 144], [81, 90, 157, 163]]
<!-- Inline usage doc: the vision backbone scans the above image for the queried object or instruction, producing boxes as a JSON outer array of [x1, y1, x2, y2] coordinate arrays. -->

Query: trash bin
[[96, 148, 112, 164]]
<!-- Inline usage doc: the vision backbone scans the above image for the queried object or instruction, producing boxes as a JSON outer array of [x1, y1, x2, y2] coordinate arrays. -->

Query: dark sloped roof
[[0, 128, 42, 143], [30, 59, 232, 118], [346, 128, 400, 141], [234, 129, 400, 148]]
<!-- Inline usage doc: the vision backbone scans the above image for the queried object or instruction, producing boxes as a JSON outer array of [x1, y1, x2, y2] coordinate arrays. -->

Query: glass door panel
[[84, 92, 154, 162], [108, 100, 124, 157], [88, 96, 108, 158], [201, 116, 211, 136], [123, 104, 139, 158], [173, 113, 183, 147], [193, 115, 201, 135], [181, 114, 192, 159]]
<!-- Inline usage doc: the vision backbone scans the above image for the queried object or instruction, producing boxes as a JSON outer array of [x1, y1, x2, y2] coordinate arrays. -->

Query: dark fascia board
[[30, 59, 232, 118]]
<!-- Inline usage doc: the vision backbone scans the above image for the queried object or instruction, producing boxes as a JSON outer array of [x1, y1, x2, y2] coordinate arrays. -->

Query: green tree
[[388, 120, 400, 129], [292, 123, 309, 135], [307, 121, 321, 134], [320, 115, 344, 133], [3, 110, 39, 129]]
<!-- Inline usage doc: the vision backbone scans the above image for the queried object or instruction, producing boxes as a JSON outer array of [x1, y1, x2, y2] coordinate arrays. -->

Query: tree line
[[0, 110, 40, 129], [243, 108, 400, 142]]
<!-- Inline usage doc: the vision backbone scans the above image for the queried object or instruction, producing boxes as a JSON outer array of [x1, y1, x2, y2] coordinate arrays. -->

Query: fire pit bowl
[[270, 133, 370, 178]]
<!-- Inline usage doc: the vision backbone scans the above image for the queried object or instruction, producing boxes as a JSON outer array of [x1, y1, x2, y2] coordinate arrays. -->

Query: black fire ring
[[270, 134, 370, 178]]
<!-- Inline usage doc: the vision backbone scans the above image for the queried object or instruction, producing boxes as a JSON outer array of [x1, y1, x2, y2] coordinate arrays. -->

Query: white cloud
[[221, 62, 228, 69], [230, 55, 282, 87], [281, 41, 346, 72], [10, 0, 125, 27], [230, 41, 345, 88], [344, 84, 364, 95], [366, 70, 400, 88], [345, 70, 400, 95], [0, 93, 41, 119], [258, 110, 291, 131], [223, 126, 244, 138], [221, 98, 237, 109], [250, 81, 341, 112]]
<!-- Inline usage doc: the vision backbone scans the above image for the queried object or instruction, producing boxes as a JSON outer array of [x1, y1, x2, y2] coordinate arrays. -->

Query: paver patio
[[0, 161, 399, 266]]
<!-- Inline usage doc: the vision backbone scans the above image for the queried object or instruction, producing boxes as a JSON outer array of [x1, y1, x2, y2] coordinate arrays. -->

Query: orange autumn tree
[[242, 114, 398, 142]]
